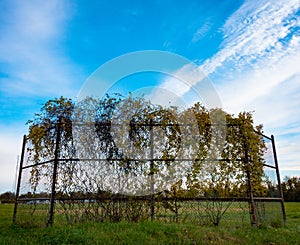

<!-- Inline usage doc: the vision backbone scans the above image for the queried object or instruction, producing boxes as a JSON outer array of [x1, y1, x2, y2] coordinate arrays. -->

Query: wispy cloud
[[0, 0, 81, 97], [0, 129, 25, 192], [157, 0, 300, 112], [156, 0, 300, 171], [146, 63, 222, 110], [201, 0, 300, 170], [0, 0, 83, 192], [199, 0, 300, 123], [192, 20, 212, 43], [201, 0, 300, 75]]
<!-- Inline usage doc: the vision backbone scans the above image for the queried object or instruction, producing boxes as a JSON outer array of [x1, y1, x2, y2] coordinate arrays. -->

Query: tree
[[27, 96, 74, 159], [182, 107, 266, 199], [93, 94, 182, 195], [26, 96, 74, 193], [24, 94, 268, 224], [26, 95, 267, 195], [0, 192, 15, 203], [281, 176, 300, 201]]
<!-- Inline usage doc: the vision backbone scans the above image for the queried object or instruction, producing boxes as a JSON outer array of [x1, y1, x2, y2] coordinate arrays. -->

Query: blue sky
[[1, 0, 300, 192]]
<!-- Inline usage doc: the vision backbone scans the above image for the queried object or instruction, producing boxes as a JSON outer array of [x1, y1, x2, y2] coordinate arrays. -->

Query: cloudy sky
[[0, 0, 300, 193]]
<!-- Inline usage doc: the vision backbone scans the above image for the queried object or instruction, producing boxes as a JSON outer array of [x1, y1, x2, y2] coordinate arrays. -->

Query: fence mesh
[[14, 124, 285, 227]]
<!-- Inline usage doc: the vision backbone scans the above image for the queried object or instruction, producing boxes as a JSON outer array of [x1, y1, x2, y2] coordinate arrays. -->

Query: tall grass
[[1, 202, 299, 244]]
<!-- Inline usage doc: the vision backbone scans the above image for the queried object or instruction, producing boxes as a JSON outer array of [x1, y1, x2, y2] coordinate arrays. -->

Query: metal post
[[13, 135, 27, 223], [47, 118, 62, 226], [150, 119, 155, 221], [271, 135, 286, 224], [240, 123, 257, 227], [246, 159, 257, 227]]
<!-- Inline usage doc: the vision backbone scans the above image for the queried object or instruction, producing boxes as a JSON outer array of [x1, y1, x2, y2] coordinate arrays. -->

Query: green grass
[[1, 202, 300, 244]]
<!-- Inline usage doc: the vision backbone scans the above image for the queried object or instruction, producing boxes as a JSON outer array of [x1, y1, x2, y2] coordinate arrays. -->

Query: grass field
[[0, 202, 299, 244]]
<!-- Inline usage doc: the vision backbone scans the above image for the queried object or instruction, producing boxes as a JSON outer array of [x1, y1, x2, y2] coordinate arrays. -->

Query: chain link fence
[[13, 123, 286, 228]]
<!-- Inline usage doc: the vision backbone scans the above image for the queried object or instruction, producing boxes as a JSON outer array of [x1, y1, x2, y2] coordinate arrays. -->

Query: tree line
[[2, 176, 299, 204]]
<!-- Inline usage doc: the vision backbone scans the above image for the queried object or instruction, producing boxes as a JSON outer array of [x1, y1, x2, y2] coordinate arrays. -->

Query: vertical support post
[[150, 119, 155, 221], [246, 158, 257, 226], [13, 135, 27, 223], [271, 135, 286, 224], [47, 118, 62, 226], [240, 123, 257, 227], [243, 138, 257, 226]]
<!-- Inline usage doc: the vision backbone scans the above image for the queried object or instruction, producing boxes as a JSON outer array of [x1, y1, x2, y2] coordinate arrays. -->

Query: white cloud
[[192, 20, 212, 43], [0, 129, 25, 192], [155, 0, 300, 171], [159, 64, 205, 96], [275, 136, 300, 170], [201, 0, 300, 75], [0, 0, 83, 192], [145, 63, 222, 110], [0, 0, 81, 97], [215, 39, 300, 114], [200, 0, 300, 171]]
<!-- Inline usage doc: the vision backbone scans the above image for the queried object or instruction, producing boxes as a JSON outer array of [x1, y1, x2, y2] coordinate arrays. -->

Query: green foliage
[[26, 95, 266, 196], [282, 176, 300, 201], [184, 109, 266, 199], [26, 97, 74, 193], [0, 192, 15, 203], [26, 96, 74, 160], [23, 95, 270, 225]]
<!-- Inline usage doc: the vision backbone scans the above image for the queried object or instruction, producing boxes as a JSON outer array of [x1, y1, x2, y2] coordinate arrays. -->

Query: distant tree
[[0, 191, 15, 203], [281, 176, 300, 201]]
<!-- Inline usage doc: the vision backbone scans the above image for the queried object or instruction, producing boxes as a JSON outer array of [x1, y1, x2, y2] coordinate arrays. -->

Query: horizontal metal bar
[[254, 130, 272, 140], [18, 197, 50, 201], [263, 163, 276, 169], [57, 158, 239, 162], [22, 157, 245, 169], [22, 159, 55, 169], [253, 197, 282, 201], [17, 196, 283, 202], [74, 122, 241, 127], [77, 122, 199, 127]]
